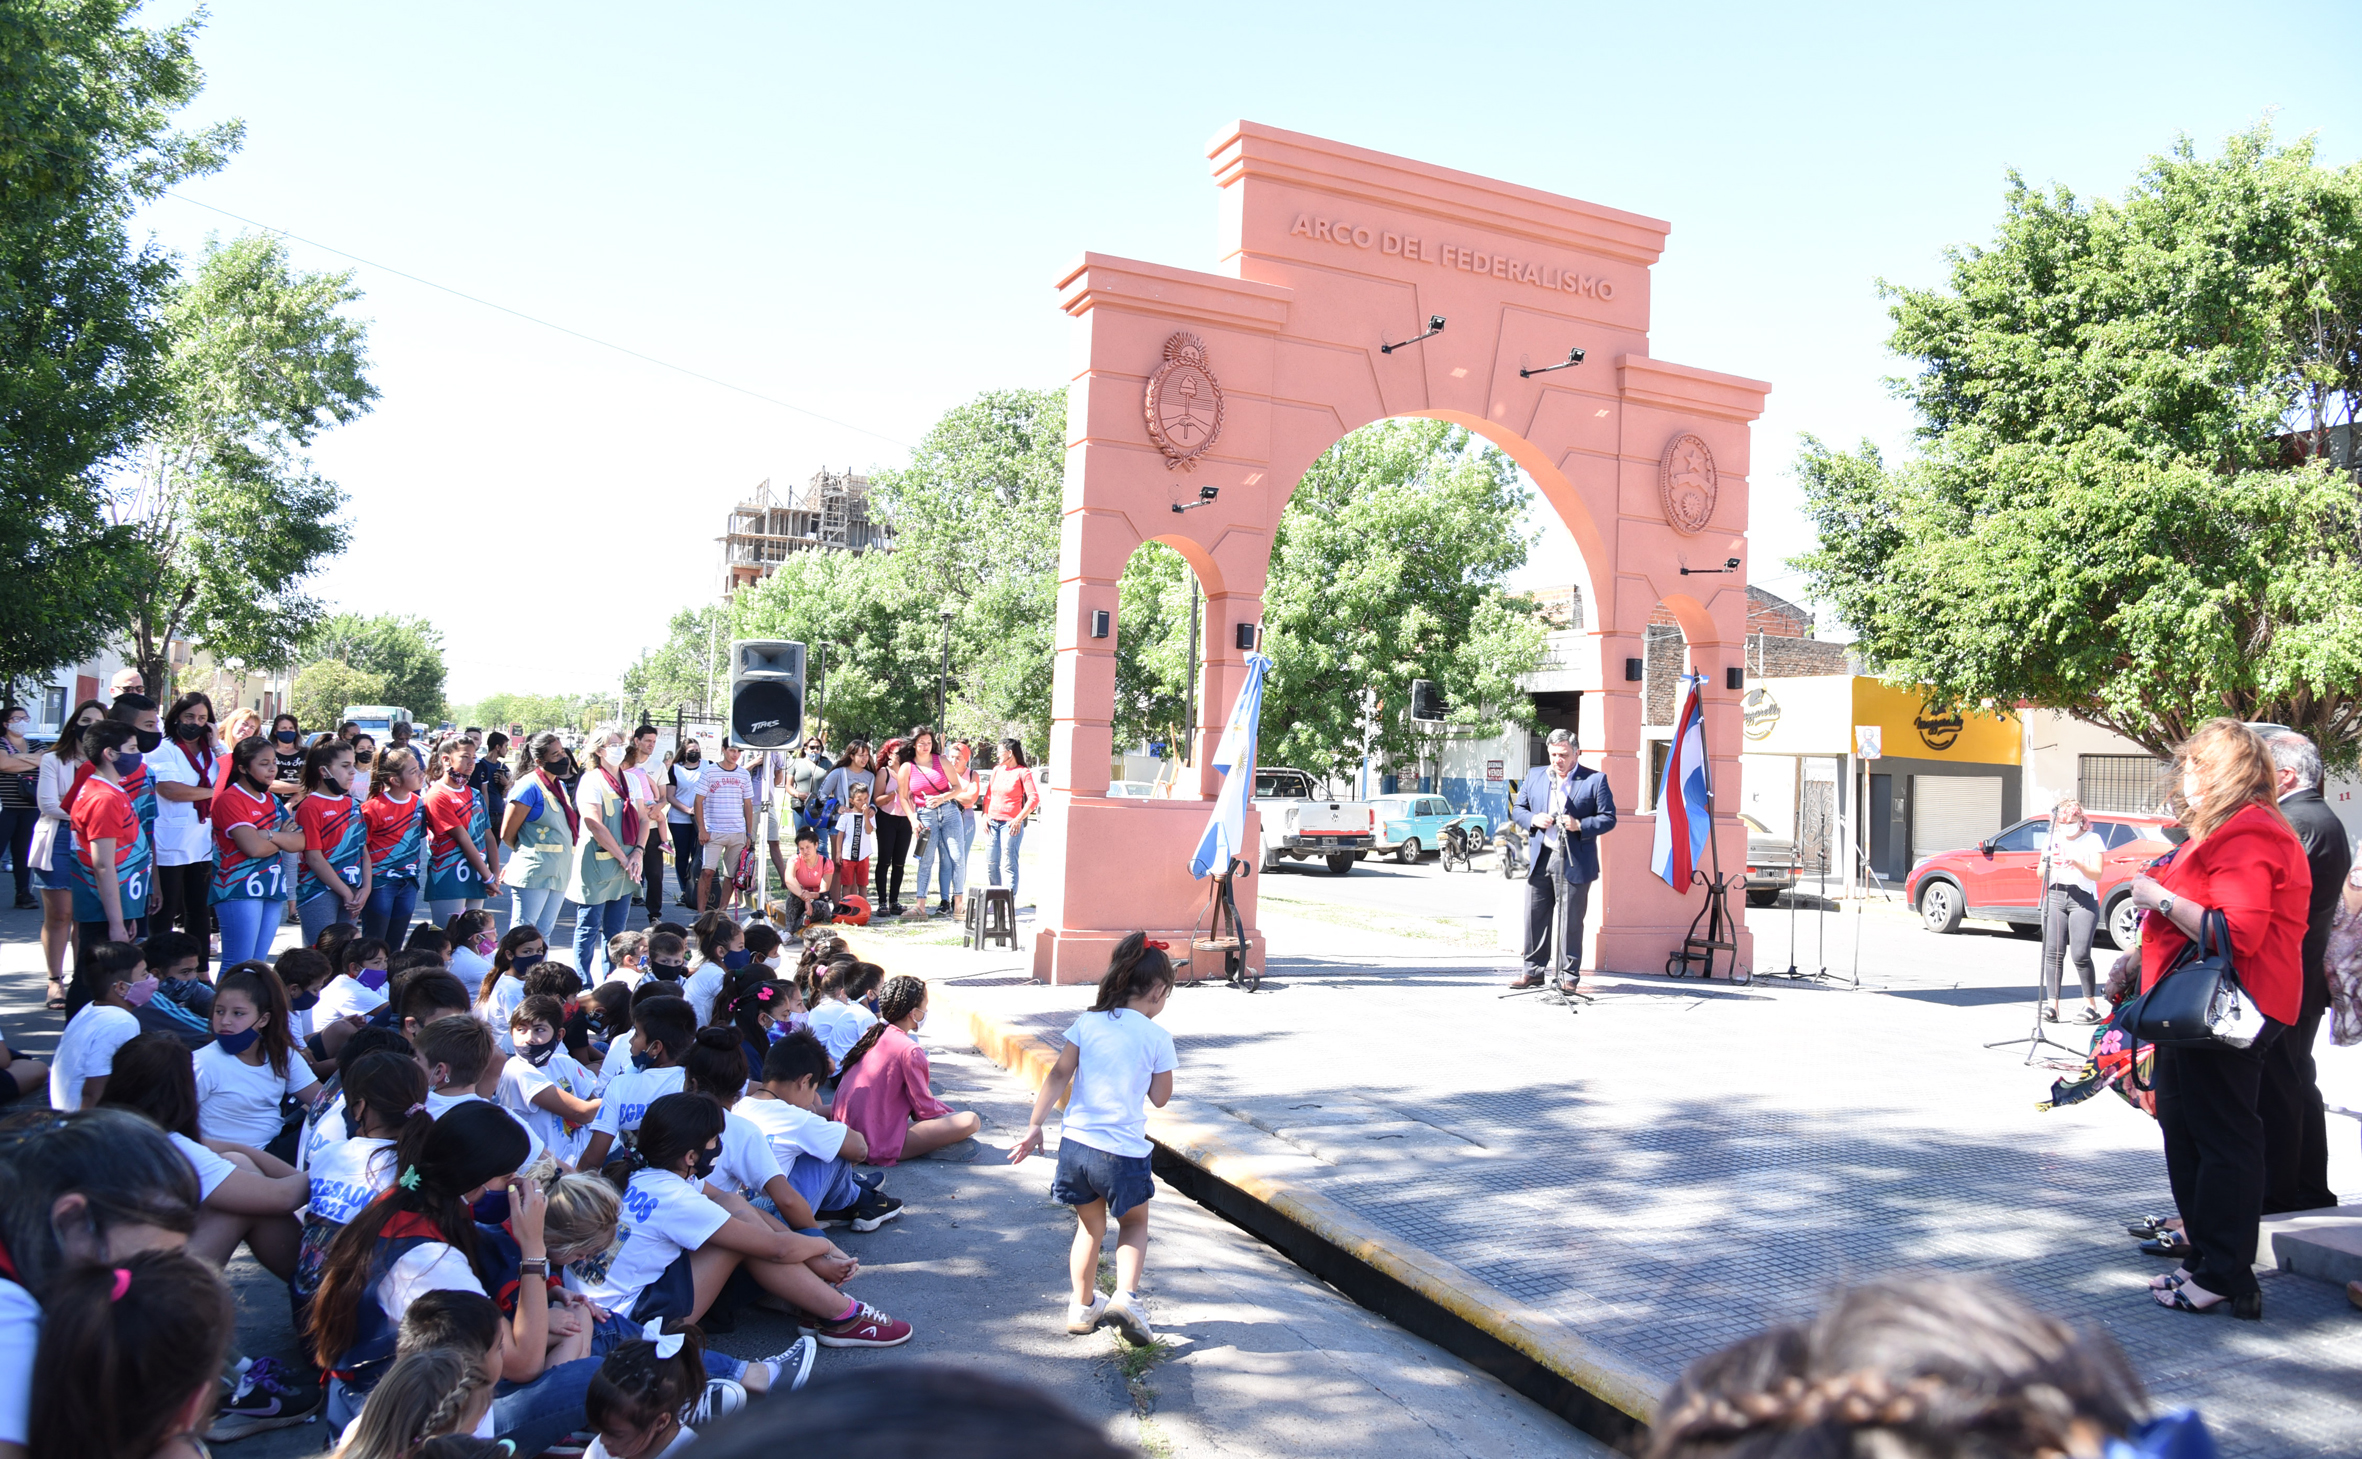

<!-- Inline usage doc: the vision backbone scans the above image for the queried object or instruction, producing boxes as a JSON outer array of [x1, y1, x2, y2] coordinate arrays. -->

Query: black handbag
[[2126, 908, 2266, 1050]]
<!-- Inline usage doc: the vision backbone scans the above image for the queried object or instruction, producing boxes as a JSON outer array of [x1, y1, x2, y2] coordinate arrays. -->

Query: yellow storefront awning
[[1738, 675, 2019, 765]]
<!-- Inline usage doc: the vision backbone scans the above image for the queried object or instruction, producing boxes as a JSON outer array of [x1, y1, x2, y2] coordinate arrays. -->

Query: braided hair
[[585, 1324, 708, 1449], [838, 974, 926, 1073], [1643, 1277, 2149, 1459], [335, 1346, 494, 1459], [1090, 932, 1175, 1014]]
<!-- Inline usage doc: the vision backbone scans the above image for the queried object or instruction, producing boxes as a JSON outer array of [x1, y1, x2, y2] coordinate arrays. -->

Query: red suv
[[1905, 812, 2179, 951]]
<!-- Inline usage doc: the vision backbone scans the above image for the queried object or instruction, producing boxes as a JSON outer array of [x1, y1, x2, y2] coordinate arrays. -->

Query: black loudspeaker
[[1410, 679, 1446, 721], [1725, 665, 1744, 690], [729, 640, 804, 749]]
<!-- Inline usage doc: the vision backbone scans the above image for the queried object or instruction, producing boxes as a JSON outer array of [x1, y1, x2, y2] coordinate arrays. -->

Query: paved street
[[866, 871, 2362, 1459]]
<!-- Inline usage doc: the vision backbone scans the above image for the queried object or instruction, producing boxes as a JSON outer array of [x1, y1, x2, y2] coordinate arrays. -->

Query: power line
[[161, 191, 912, 451]]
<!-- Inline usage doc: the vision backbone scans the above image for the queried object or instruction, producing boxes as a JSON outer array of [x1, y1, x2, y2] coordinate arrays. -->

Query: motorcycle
[[1494, 824, 1527, 879], [1440, 821, 1474, 873]]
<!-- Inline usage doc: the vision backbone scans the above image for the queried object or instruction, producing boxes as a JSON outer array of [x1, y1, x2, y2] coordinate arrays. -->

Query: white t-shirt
[[478, 973, 526, 1055], [451, 944, 493, 989], [570, 1169, 729, 1318], [148, 740, 214, 866], [169, 1130, 235, 1201], [666, 763, 703, 823], [713, 1107, 785, 1198], [376, 1240, 485, 1327], [299, 1092, 349, 1172], [808, 999, 876, 1068], [305, 1136, 396, 1224], [735, 1091, 848, 1165], [313, 973, 387, 1028], [1060, 1009, 1177, 1160], [833, 809, 871, 861], [589, 1423, 697, 1459], [2044, 827, 2108, 894], [49, 1003, 139, 1110], [426, 1089, 546, 1172], [0, 1277, 38, 1445], [499, 1052, 598, 1165], [684, 963, 727, 1027], [697, 766, 753, 835], [194, 1041, 318, 1147], [590, 1063, 687, 1139]]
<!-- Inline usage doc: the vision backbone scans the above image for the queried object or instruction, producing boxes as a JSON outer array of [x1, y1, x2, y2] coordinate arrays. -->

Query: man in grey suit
[[2259, 730, 2349, 1214], [1508, 728, 1617, 993]]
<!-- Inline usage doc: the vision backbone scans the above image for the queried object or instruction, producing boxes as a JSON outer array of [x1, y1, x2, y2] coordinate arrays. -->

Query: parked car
[[1904, 812, 2178, 949], [1367, 794, 1492, 864], [1105, 780, 1156, 798], [1737, 812, 1798, 907], [1252, 768, 1376, 874]]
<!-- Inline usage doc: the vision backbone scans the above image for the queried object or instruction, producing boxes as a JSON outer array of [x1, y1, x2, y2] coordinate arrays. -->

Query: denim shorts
[[1050, 1138, 1154, 1218]]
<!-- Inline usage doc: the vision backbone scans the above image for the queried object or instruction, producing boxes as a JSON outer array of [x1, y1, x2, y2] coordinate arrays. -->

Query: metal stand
[[1193, 857, 1257, 991], [1499, 831, 1590, 1012], [1985, 846, 2083, 1065]]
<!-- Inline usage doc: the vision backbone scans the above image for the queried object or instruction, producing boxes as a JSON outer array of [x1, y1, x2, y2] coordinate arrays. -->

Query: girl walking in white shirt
[[1011, 933, 1177, 1344]]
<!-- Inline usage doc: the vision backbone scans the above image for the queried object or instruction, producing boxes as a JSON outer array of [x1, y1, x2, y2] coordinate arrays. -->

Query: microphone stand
[[1985, 827, 2083, 1064]]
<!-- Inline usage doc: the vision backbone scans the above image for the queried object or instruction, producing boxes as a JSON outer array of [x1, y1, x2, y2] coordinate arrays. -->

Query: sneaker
[[850, 1168, 886, 1193], [205, 1356, 321, 1441], [815, 1300, 914, 1348], [757, 1336, 817, 1392], [817, 1191, 905, 1233], [1067, 1292, 1109, 1335], [686, 1377, 747, 1426], [1103, 1289, 1156, 1345]]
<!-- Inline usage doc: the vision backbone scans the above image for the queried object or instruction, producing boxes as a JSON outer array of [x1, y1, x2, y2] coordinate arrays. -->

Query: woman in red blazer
[[2127, 719, 2311, 1319]]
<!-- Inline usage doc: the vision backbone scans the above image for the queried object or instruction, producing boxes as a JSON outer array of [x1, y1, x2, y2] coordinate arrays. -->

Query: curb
[[927, 979, 1659, 1453]]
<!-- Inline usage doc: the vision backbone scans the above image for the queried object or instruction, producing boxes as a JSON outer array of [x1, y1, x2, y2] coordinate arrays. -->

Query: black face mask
[[170, 721, 205, 742], [680, 751, 700, 766], [520, 1036, 560, 1068], [688, 1143, 719, 1181], [544, 758, 571, 779], [133, 727, 162, 754], [649, 960, 687, 981]]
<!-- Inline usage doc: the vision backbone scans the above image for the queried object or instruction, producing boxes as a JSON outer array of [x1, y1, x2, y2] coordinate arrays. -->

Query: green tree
[[116, 233, 375, 696], [867, 387, 1064, 746], [1112, 543, 1198, 754], [300, 612, 448, 723], [620, 603, 728, 722], [1260, 420, 1545, 779], [0, 1, 242, 680], [1796, 125, 2362, 764], [451, 692, 608, 739], [290, 660, 385, 733]]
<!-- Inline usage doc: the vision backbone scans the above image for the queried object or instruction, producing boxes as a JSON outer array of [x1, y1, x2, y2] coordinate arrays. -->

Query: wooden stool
[[967, 887, 1018, 950]]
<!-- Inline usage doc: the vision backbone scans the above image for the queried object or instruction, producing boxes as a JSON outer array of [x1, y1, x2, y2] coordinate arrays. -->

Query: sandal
[[2154, 1283, 2261, 1320], [2139, 1232, 2196, 1258], [2125, 1214, 2175, 1238], [2148, 1268, 2189, 1290], [2042, 1006, 2062, 1022], [44, 983, 64, 1012], [2075, 1006, 2106, 1023]]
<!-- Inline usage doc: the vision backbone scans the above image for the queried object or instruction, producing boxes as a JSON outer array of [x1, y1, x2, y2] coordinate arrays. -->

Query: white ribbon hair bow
[[640, 1317, 684, 1359]]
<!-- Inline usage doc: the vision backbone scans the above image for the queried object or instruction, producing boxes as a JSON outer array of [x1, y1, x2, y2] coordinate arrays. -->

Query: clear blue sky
[[141, 2, 2362, 706]]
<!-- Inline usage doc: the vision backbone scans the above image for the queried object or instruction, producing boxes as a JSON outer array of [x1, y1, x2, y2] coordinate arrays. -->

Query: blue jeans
[[512, 883, 566, 939], [583, 1306, 747, 1377], [212, 897, 285, 967], [574, 895, 630, 980], [427, 896, 484, 927], [752, 1151, 863, 1221], [297, 888, 355, 944], [986, 817, 1026, 903], [361, 879, 418, 945], [913, 803, 962, 907]]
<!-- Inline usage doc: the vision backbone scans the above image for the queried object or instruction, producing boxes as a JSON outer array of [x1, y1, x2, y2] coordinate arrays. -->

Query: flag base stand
[[1666, 868, 1744, 981], [1192, 858, 1259, 992]]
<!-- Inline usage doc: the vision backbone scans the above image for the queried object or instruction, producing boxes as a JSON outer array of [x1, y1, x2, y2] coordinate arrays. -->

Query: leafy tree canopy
[[289, 659, 385, 735], [299, 612, 447, 724], [1796, 124, 2362, 765], [0, 0, 242, 679]]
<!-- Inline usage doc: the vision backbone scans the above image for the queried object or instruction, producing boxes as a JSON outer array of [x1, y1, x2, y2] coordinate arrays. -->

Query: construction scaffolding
[[719, 470, 892, 595]]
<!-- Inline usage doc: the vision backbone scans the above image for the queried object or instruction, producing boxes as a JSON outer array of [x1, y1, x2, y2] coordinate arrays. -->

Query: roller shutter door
[[1911, 776, 2002, 862]]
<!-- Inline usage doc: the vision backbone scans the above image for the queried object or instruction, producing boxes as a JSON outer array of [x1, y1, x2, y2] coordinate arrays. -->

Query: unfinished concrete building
[[719, 470, 893, 595]]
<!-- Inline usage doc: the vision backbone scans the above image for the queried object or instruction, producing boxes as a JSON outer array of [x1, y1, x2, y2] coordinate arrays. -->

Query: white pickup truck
[[1252, 767, 1377, 874]]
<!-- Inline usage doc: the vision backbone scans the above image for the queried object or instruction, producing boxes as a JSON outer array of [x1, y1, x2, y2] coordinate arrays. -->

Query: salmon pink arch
[[1032, 122, 1769, 985]]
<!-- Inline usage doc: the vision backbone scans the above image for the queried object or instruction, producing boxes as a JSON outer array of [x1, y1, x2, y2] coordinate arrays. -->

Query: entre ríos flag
[[1651, 673, 1711, 891]]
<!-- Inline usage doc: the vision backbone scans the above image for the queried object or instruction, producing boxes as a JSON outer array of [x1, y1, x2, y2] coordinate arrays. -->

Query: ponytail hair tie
[[405, 1102, 427, 1116], [108, 1267, 131, 1302], [398, 1165, 422, 1190], [1144, 940, 1170, 952], [639, 1316, 685, 1359]]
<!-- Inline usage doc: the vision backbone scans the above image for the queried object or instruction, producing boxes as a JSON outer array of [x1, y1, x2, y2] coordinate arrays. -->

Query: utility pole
[[936, 609, 954, 730]]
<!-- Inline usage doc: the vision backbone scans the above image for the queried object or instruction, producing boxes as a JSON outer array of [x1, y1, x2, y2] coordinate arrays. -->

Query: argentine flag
[[1652, 673, 1711, 890], [1190, 652, 1272, 880]]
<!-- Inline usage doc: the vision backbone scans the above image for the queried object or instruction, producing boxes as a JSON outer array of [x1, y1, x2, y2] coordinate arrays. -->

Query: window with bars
[[2078, 754, 2168, 814]]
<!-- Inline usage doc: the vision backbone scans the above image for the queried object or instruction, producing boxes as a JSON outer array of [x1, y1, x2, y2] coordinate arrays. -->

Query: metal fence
[[2078, 753, 2169, 814]]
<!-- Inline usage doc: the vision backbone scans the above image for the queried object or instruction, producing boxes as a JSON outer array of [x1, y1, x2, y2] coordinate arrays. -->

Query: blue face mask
[[722, 949, 752, 971], [287, 990, 320, 1013], [630, 1050, 656, 1071], [112, 750, 143, 779], [213, 1027, 261, 1057], [513, 952, 545, 976]]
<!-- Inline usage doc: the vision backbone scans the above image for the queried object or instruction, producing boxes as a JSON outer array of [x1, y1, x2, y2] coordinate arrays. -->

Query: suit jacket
[[1509, 762, 1616, 884], [2280, 787, 2350, 1003]]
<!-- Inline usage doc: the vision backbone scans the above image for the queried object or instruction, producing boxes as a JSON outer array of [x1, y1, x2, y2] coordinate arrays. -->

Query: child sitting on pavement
[[501, 993, 602, 1165], [1011, 933, 1177, 1344], [833, 975, 980, 1166], [578, 994, 697, 1170], [741, 1029, 901, 1232], [806, 959, 880, 1073]]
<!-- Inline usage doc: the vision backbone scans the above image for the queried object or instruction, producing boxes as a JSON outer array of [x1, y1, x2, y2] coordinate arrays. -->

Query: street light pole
[[937, 609, 954, 731], [812, 639, 826, 742]]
